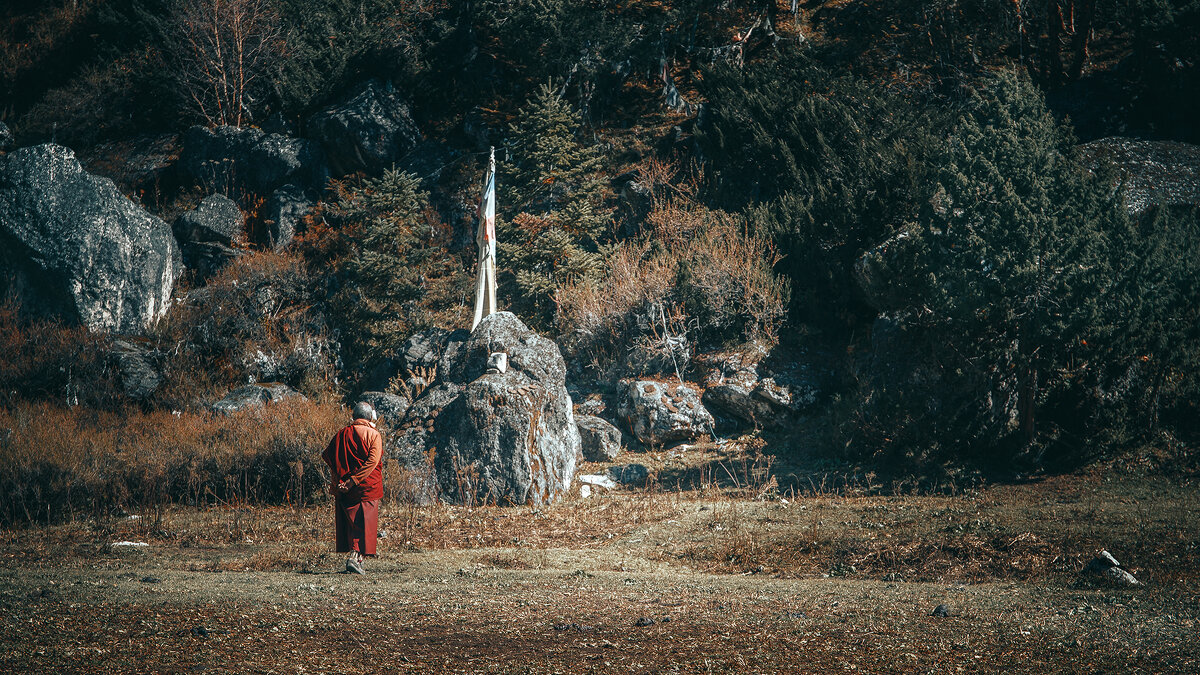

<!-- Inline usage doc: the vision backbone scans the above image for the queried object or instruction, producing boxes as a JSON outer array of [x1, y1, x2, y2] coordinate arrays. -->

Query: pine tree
[[498, 83, 611, 327], [1121, 205, 1200, 435], [334, 169, 461, 371], [901, 71, 1131, 457]]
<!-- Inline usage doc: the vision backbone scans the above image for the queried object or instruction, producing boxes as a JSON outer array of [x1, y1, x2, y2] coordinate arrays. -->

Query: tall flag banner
[[471, 147, 498, 330]]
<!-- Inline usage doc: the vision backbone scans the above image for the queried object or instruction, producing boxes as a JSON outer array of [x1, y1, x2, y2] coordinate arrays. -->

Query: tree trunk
[[1068, 0, 1096, 80], [1018, 363, 1038, 450], [1043, 0, 1064, 86]]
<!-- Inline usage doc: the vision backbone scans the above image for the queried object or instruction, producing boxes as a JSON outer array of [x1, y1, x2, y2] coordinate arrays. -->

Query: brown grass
[[0, 397, 345, 526]]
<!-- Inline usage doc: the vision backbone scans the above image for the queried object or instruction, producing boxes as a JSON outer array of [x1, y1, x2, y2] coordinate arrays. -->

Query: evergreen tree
[[898, 71, 1131, 458], [334, 169, 463, 372], [1121, 205, 1200, 437], [697, 52, 939, 329], [498, 83, 611, 327]]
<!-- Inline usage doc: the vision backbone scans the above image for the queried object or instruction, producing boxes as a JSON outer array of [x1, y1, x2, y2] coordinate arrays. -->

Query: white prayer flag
[[471, 147, 498, 330]]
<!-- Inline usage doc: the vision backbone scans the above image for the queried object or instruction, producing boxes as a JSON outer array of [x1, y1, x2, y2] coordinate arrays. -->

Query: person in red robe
[[321, 401, 383, 574]]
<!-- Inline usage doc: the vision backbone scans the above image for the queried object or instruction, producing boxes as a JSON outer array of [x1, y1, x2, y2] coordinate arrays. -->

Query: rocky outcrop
[[308, 79, 421, 177], [1085, 549, 1140, 586], [211, 382, 305, 415], [174, 194, 243, 245], [263, 184, 312, 250], [391, 312, 581, 506], [699, 344, 827, 430], [1078, 137, 1200, 216], [0, 144, 182, 333], [360, 326, 468, 394], [174, 194, 245, 277], [111, 339, 163, 400], [617, 379, 713, 446], [179, 125, 326, 196], [576, 414, 623, 461]]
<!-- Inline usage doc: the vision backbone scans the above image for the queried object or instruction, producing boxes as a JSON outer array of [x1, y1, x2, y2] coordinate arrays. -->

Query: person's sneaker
[[346, 558, 366, 575]]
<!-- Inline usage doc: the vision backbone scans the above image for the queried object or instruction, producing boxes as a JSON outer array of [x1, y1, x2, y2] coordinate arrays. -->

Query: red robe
[[322, 419, 383, 501], [322, 419, 383, 556]]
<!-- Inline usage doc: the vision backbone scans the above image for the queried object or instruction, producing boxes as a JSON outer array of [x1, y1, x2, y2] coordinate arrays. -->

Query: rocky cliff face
[[0, 144, 181, 333]]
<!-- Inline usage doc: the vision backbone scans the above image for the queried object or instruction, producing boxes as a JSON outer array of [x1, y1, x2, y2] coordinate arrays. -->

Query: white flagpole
[[471, 147, 498, 331]]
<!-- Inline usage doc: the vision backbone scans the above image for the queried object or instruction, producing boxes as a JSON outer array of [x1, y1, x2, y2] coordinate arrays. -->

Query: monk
[[321, 401, 384, 574]]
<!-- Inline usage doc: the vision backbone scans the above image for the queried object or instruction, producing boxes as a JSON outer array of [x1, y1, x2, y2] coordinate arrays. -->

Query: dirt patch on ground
[[1, 468, 1198, 673]]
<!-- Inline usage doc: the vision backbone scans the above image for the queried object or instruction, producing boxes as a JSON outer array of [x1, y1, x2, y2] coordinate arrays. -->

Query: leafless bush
[[167, 0, 281, 127], [558, 201, 789, 379]]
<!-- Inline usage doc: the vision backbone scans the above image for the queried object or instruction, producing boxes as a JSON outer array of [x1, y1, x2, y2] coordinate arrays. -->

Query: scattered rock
[[576, 414, 623, 461], [1078, 137, 1200, 216], [356, 391, 410, 426], [608, 463, 649, 487], [617, 379, 713, 446], [931, 604, 951, 617], [579, 474, 618, 490], [634, 616, 655, 627], [179, 125, 326, 196], [111, 339, 163, 400], [211, 383, 305, 415], [174, 194, 243, 246], [140, 576, 161, 584], [392, 312, 581, 506], [307, 79, 421, 177], [1086, 549, 1140, 586], [0, 144, 182, 333], [262, 184, 313, 250], [1103, 567, 1141, 586]]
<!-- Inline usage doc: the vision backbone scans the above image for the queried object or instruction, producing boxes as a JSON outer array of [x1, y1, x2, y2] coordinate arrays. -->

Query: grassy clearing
[[0, 453, 1197, 673]]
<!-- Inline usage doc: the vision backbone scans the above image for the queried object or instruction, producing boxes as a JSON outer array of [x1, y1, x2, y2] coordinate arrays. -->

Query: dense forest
[[1, 0, 1198, 498]]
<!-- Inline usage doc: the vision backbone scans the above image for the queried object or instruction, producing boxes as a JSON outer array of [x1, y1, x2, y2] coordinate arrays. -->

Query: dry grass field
[[2, 443, 1198, 674]]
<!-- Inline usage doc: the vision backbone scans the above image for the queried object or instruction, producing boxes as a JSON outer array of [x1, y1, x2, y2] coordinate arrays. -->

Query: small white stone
[[487, 352, 508, 373]]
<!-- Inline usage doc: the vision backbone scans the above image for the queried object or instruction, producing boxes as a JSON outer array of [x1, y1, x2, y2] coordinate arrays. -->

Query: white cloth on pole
[[472, 148, 498, 331]]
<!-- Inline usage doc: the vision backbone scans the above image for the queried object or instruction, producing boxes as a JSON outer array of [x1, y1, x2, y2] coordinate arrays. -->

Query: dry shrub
[[0, 397, 344, 526], [153, 249, 338, 407], [558, 201, 789, 378], [0, 297, 121, 409]]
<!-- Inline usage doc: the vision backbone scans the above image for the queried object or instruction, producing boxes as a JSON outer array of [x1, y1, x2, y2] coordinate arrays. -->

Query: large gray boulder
[[576, 414, 623, 461], [617, 379, 714, 446], [179, 125, 326, 196], [1078, 137, 1200, 216], [0, 144, 182, 333], [307, 79, 421, 177], [391, 312, 581, 506]]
